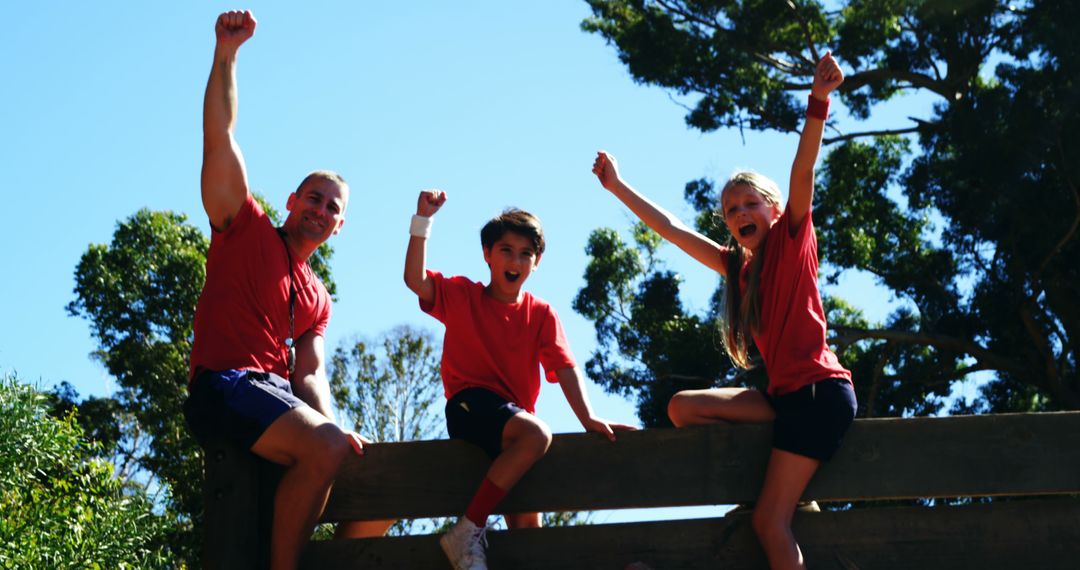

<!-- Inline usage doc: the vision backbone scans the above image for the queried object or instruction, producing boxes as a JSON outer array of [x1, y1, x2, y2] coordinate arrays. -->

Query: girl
[[592, 53, 856, 570]]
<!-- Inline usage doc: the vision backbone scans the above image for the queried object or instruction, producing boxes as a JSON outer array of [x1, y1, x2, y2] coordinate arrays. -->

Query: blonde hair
[[719, 171, 783, 369]]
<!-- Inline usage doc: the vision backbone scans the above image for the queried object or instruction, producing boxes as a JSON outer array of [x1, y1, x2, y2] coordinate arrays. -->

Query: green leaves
[[329, 325, 445, 535], [580, 0, 1079, 415], [0, 376, 169, 568]]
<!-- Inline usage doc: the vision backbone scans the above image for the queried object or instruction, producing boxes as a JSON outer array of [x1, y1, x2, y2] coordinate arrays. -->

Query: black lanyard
[[276, 228, 297, 380]]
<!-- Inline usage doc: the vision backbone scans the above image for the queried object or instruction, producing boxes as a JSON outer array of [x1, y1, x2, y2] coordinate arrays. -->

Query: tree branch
[[785, 0, 820, 64], [864, 342, 897, 418], [829, 326, 1023, 376], [1019, 301, 1079, 408], [822, 124, 924, 145], [1034, 137, 1080, 281], [842, 67, 952, 99]]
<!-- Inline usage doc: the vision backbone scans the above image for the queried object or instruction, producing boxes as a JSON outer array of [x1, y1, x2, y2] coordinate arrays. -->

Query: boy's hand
[[592, 151, 623, 192], [810, 51, 843, 101], [583, 416, 638, 442], [417, 189, 446, 217], [215, 10, 256, 53]]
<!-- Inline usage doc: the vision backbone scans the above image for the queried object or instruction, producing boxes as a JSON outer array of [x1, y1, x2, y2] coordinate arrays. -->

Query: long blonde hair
[[719, 172, 783, 369]]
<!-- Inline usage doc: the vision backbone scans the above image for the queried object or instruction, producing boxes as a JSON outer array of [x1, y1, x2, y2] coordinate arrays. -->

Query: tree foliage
[[65, 195, 339, 562], [329, 325, 446, 535], [579, 0, 1079, 420], [330, 325, 445, 444], [0, 375, 169, 568]]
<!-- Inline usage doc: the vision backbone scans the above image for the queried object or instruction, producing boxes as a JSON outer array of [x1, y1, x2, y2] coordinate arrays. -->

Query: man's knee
[[307, 422, 350, 475]]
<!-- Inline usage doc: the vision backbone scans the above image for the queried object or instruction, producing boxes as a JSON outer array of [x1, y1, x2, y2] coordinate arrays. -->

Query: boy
[[404, 189, 635, 570]]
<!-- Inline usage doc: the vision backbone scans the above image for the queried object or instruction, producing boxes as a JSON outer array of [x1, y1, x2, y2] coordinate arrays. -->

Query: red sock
[[464, 478, 507, 527]]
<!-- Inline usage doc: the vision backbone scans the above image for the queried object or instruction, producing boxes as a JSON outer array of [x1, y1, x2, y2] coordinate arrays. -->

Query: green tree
[[330, 325, 444, 443], [0, 374, 169, 568], [329, 325, 446, 535], [66, 195, 339, 562], [578, 0, 1079, 419]]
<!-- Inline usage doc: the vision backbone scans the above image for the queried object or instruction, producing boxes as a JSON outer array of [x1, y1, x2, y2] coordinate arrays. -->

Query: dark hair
[[295, 170, 348, 195], [480, 208, 545, 254]]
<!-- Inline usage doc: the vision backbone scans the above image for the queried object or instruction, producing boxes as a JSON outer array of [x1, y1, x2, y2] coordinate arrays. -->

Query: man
[[182, 10, 364, 569]]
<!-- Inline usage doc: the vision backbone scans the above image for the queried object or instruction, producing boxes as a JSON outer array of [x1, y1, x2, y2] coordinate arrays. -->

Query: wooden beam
[[303, 498, 1080, 570], [322, 412, 1080, 520], [201, 438, 282, 570]]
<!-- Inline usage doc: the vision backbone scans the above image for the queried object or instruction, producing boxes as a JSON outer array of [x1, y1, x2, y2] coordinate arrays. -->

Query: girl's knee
[[668, 392, 691, 427], [751, 507, 790, 544]]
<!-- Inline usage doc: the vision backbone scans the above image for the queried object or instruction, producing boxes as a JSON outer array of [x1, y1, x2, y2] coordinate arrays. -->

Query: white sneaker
[[439, 518, 489, 570]]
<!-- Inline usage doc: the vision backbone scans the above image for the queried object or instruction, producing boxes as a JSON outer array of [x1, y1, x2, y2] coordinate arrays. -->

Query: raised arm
[[201, 10, 257, 232], [593, 151, 731, 278], [554, 367, 637, 442], [788, 52, 844, 233], [403, 189, 447, 305]]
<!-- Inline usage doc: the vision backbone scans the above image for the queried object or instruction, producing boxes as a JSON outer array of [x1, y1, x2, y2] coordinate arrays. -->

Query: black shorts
[[766, 378, 857, 461], [445, 387, 524, 459], [183, 369, 305, 450]]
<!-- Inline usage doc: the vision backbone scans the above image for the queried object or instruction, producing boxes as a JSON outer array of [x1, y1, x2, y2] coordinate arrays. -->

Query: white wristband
[[410, 214, 433, 238]]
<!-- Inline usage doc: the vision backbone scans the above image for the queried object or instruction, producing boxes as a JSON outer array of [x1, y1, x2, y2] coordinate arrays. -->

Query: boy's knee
[[515, 418, 552, 457]]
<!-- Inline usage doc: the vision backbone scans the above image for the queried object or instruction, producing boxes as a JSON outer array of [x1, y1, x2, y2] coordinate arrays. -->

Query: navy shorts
[[445, 387, 524, 459], [766, 378, 857, 461], [183, 369, 304, 450]]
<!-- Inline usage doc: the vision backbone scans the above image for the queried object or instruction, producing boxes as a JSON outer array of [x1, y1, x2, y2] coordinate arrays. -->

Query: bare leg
[[466, 412, 551, 529], [334, 519, 397, 539], [667, 387, 775, 427], [487, 412, 552, 491], [752, 449, 820, 570], [504, 512, 541, 529], [250, 406, 350, 570]]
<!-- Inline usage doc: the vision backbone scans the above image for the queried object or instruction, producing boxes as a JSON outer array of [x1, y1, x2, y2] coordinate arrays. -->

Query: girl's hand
[[811, 51, 844, 100], [416, 188, 446, 217], [592, 151, 623, 192]]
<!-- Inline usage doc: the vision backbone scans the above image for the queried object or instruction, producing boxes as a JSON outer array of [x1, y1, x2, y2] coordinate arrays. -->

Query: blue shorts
[[445, 387, 524, 459], [766, 378, 857, 461], [183, 369, 304, 450]]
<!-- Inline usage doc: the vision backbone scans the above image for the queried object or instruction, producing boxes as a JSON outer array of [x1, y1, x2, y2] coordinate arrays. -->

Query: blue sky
[[2, 1, 929, 523]]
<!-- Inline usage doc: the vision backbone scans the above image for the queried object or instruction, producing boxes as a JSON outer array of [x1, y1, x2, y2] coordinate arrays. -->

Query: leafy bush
[[0, 375, 171, 568]]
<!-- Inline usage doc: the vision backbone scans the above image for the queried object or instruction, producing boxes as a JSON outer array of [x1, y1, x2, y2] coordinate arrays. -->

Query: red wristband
[[806, 95, 829, 121]]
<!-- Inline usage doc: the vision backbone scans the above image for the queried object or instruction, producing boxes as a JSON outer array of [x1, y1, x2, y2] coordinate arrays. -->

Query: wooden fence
[[202, 412, 1080, 569]]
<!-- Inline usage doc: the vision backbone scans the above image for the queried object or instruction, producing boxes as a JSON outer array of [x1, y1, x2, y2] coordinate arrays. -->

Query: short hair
[[480, 208, 546, 255], [295, 170, 349, 196]]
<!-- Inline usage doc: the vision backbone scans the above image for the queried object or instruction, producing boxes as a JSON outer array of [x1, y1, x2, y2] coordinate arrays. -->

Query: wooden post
[[201, 438, 282, 569]]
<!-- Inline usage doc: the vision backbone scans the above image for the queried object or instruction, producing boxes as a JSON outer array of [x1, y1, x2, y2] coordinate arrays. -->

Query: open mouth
[[505, 271, 520, 283], [738, 223, 757, 237]]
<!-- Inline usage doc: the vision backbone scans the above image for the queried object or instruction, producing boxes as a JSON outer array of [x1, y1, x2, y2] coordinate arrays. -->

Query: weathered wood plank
[[303, 498, 1080, 570], [322, 412, 1080, 521], [201, 438, 282, 570]]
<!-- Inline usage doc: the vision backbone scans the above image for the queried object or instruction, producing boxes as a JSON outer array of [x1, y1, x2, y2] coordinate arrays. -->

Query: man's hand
[[810, 51, 843, 101], [347, 431, 372, 456], [417, 189, 447, 217], [592, 151, 624, 193], [582, 416, 638, 443], [215, 10, 257, 53]]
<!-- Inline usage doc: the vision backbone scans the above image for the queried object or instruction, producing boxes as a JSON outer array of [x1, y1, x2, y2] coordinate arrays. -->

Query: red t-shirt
[[749, 208, 851, 396], [420, 271, 576, 413], [189, 194, 331, 381]]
